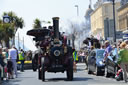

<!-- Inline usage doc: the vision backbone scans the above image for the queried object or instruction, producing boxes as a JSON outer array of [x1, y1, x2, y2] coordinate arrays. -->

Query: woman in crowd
[[0, 46, 5, 81], [118, 42, 128, 83]]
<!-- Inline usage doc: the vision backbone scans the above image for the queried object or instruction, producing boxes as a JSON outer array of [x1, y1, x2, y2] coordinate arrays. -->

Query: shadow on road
[[45, 77, 93, 82], [73, 77, 93, 81], [77, 68, 86, 71], [46, 78, 67, 82], [2, 80, 21, 85]]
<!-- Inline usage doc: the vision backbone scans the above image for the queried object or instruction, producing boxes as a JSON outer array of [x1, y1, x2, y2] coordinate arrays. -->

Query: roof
[[117, 2, 128, 12], [27, 28, 50, 37], [85, 6, 93, 18]]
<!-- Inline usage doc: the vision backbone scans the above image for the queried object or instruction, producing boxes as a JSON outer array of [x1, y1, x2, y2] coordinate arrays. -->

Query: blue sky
[[0, 0, 97, 51]]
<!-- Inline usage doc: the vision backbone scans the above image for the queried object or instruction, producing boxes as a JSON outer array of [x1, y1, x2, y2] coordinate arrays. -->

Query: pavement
[[1, 63, 128, 85]]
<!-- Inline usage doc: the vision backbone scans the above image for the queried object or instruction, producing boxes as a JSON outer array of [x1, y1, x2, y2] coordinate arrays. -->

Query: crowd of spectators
[[0, 45, 32, 84], [79, 39, 128, 83]]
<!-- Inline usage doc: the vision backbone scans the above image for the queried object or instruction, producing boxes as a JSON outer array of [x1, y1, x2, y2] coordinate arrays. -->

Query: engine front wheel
[[41, 64, 45, 81], [41, 57, 45, 81], [67, 58, 73, 81]]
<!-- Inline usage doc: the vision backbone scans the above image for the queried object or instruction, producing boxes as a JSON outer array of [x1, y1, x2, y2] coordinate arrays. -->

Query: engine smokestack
[[52, 17, 59, 39]]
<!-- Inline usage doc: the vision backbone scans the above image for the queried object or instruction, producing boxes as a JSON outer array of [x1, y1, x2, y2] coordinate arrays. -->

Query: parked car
[[105, 49, 120, 78], [88, 49, 105, 76]]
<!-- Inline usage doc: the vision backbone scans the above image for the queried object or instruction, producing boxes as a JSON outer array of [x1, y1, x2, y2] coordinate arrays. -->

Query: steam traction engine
[[27, 17, 73, 81]]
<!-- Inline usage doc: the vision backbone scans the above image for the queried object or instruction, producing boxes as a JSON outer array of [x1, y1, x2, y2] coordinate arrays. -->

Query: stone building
[[91, 0, 120, 40]]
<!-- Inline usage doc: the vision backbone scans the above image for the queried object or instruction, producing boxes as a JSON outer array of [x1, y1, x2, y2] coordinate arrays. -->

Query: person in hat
[[103, 40, 112, 62], [18, 49, 25, 72]]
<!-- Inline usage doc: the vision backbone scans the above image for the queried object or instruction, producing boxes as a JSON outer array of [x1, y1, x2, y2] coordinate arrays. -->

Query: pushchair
[[115, 68, 123, 81]]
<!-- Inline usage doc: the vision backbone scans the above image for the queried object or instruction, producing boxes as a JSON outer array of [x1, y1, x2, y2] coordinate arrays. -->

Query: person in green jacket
[[117, 42, 128, 83], [73, 49, 78, 72], [19, 49, 25, 72]]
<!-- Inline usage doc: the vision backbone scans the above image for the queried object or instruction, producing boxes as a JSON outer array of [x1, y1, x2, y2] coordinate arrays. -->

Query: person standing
[[8, 46, 17, 78], [0, 46, 5, 82], [19, 49, 25, 72], [117, 42, 128, 83], [72, 49, 78, 72], [103, 40, 112, 62]]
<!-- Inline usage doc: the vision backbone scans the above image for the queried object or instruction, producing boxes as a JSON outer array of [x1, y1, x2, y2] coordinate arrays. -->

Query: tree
[[4, 11, 24, 46], [0, 22, 4, 46], [67, 20, 80, 49], [0, 11, 24, 47], [0, 22, 14, 48], [3, 11, 24, 33], [66, 19, 91, 50], [33, 18, 42, 29], [2, 23, 14, 48]]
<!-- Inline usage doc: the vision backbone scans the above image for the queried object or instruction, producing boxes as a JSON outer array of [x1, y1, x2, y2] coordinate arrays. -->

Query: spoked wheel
[[41, 57, 45, 82], [38, 68, 42, 80], [105, 66, 111, 78], [88, 67, 92, 74], [41, 64, 45, 81], [67, 58, 73, 81], [96, 66, 99, 76], [32, 58, 37, 71], [112, 66, 118, 78]]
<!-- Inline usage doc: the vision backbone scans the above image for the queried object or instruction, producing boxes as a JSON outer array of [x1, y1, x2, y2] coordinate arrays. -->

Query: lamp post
[[23, 37, 24, 50], [112, 0, 116, 42], [18, 32, 20, 50], [75, 5, 79, 16]]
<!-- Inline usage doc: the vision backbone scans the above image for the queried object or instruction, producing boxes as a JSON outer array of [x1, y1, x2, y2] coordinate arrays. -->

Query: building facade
[[91, 1, 120, 40], [121, 0, 128, 6], [118, 3, 128, 31]]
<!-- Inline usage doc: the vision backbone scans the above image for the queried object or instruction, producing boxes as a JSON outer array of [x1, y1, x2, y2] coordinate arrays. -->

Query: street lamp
[[112, 0, 116, 42], [75, 5, 79, 16]]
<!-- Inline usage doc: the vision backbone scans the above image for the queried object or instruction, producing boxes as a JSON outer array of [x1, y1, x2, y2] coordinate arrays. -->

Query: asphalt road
[[2, 63, 127, 85]]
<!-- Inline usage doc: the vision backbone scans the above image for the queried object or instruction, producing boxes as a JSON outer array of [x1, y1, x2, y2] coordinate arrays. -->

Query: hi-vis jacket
[[73, 51, 78, 61], [19, 52, 24, 60]]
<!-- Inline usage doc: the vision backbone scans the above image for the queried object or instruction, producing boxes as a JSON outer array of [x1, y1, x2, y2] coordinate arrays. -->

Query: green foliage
[[47, 21, 51, 24], [0, 11, 24, 47], [33, 18, 42, 29], [3, 11, 24, 31]]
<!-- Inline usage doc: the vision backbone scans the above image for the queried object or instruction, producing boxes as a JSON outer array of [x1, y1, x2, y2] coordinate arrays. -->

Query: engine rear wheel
[[32, 59, 37, 71], [38, 68, 41, 80], [32, 54, 38, 72]]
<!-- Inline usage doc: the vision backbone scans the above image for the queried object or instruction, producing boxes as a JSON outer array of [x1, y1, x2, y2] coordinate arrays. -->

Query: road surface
[[2, 63, 127, 85]]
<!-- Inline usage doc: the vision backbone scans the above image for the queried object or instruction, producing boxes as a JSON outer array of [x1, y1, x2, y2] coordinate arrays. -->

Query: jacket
[[117, 49, 128, 64]]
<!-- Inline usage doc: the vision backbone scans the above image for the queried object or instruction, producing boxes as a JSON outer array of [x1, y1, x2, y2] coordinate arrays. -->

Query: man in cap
[[103, 40, 112, 62]]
